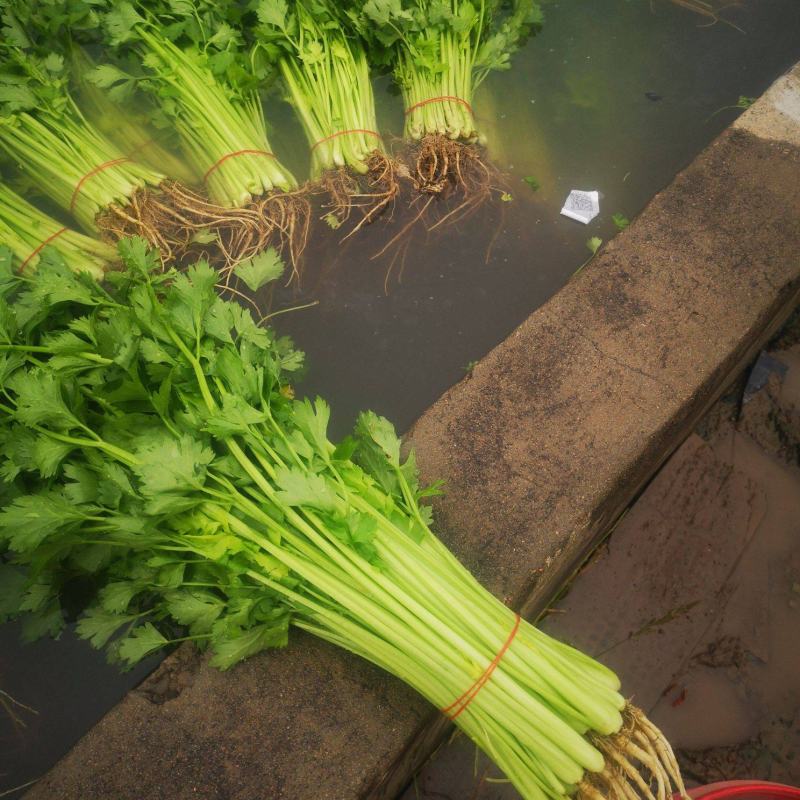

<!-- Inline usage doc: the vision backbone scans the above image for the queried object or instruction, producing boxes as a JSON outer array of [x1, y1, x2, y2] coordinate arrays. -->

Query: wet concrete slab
[[25, 65, 800, 800]]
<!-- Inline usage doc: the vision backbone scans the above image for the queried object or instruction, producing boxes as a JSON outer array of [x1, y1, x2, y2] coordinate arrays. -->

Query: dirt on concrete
[[25, 108, 800, 800]]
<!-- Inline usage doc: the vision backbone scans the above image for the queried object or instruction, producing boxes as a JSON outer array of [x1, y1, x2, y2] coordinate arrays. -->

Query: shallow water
[[268, 0, 800, 437], [2, 1, 800, 796]]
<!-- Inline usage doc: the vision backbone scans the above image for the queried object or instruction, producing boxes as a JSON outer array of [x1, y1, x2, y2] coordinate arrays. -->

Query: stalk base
[[318, 151, 407, 237]]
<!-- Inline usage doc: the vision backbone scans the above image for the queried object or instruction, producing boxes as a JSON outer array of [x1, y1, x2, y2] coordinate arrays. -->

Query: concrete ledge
[[27, 68, 800, 800], [734, 63, 800, 147]]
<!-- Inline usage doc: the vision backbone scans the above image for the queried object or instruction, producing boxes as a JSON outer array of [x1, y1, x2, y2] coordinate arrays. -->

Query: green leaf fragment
[[0, 492, 89, 552], [274, 467, 341, 514], [234, 248, 284, 293], [209, 620, 288, 670], [116, 622, 169, 666], [612, 213, 630, 231], [587, 236, 603, 255], [166, 589, 224, 634]]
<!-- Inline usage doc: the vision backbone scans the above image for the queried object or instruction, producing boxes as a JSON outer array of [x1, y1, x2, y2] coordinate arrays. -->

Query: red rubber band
[[441, 614, 521, 721], [404, 96, 474, 117], [70, 158, 132, 212], [310, 129, 382, 153], [687, 784, 800, 800], [19, 227, 68, 273], [203, 150, 277, 183]]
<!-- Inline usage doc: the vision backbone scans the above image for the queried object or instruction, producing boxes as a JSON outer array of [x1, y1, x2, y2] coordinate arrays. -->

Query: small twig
[[258, 300, 319, 325], [0, 778, 40, 798]]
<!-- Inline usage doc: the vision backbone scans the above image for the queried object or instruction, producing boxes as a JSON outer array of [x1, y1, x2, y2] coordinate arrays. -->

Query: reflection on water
[[2, 1, 800, 795]]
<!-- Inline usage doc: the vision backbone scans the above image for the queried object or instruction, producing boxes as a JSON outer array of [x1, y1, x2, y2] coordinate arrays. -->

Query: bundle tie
[[311, 129, 382, 153], [203, 150, 277, 183], [70, 158, 132, 212], [440, 613, 521, 721], [20, 227, 68, 273], [404, 96, 474, 117]]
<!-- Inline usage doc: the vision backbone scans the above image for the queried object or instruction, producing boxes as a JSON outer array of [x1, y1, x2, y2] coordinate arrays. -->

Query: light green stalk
[[0, 105, 164, 232], [398, 29, 481, 143], [0, 253, 686, 800], [267, 4, 385, 177], [0, 183, 112, 277], [136, 29, 296, 207], [70, 47, 199, 187]]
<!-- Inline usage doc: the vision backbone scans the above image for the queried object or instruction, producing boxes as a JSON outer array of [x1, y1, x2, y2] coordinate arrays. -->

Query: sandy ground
[[401, 312, 800, 798]]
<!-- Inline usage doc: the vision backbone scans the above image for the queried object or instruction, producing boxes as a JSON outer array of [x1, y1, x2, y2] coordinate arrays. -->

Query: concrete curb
[[26, 64, 800, 800], [734, 63, 800, 147]]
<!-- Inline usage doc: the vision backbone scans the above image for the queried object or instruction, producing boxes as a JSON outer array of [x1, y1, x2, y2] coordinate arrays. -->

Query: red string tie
[[404, 96, 474, 117], [70, 158, 132, 212], [440, 614, 521, 722], [310, 129, 382, 153], [203, 150, 277, 183], [19, 227, 68, 273]]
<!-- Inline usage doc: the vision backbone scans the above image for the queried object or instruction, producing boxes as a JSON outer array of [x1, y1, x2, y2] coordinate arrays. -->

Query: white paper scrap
[[560, 190, 600, 224]]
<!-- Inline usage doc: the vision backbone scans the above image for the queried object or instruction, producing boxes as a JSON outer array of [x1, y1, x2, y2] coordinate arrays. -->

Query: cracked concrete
[[24, 64, 800, 800]]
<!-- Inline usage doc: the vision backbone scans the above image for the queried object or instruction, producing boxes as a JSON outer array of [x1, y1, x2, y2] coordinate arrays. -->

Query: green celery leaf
[[0, 564, 28, 621], [115, 622, 168, 666], [203, 394, 266, 437], [21, 603, 63, 642], [118, 236, 160, 274], [0, 492, 90, 552], [77, 607, 138, 649], [99, 581, 143, 614], [292, 397, 331, 458], [355, 411, 400, 467], [256, 0, 289, 29], [233, 248, 284, 292], [134, 433, 214, 497], [273, 467, 340, 514], [70, 543, 114, 574], [9, 369, 81, 430], [165, 589, 224, 633], [19, 580, 53, 613], [209, 620, 288, 670], [32, 436, 74, 478]]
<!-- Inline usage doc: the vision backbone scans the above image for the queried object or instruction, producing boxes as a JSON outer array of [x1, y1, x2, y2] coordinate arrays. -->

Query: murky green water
[[2, 1, 800, 796]]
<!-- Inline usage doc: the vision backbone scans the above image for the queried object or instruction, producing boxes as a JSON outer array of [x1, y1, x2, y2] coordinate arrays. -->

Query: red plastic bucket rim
[[679, 781, 800, 800]]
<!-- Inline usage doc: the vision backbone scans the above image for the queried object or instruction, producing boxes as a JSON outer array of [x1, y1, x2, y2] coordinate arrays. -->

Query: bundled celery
[[0, 240, 687, 800], [78, 0, 308, 272], [253, 0, 399, 228], [89, 1, 293, 202], [347, 0, 541, 197], [255, 0, 383, 179], [0, 11, 164, 233], [0, 183, 113, 278]]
